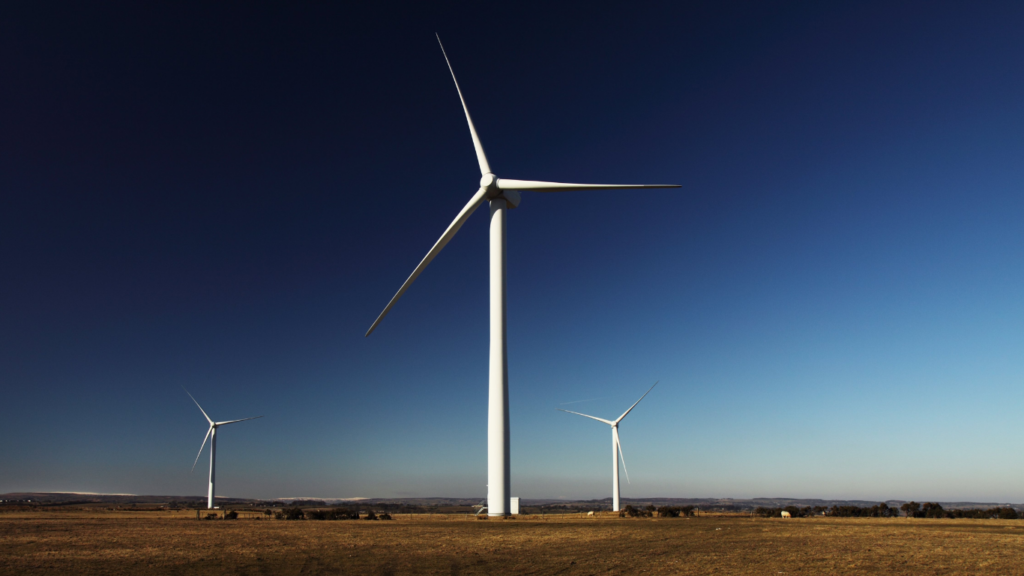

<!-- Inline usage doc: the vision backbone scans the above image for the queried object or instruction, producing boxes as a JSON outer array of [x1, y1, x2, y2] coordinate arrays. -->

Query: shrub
[[620, 505, 654, 518], [307, 508, 360, 520], [306, 509, 329, 520], [901, 502, 921, 518], [657, 506, 680, 518], [922, 503, 945, 519], [939, 506, 1020, 519], [365, 510, 377, 520], [379, 513, 392, 520], [224, 510, 238, 520], [329, 508, 355, 520], [620, 505, 638, 518], [826, 504, 898, 518], [281, 507, 304, 520], [865, 504, 895, 518]]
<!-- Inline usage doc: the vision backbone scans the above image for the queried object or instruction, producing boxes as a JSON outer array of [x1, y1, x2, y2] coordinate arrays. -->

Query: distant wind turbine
[[559, 381, 658, 512], [365, 35, 680, 517], [184, 388, 262, 509]]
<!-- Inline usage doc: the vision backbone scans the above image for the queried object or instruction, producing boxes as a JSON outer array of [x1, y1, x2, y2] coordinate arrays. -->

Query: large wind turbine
[[185, 389, 262, 509], [558, 382, 658, 512], [365, 36, 680, 517]]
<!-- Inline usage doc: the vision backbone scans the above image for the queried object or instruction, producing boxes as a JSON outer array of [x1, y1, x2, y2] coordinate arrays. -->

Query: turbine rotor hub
[[480, 173, 497, 190]]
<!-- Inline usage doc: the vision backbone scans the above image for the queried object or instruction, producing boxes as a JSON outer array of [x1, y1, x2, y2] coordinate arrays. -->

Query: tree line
[[620, 505, 700, 518], [899, 502, 1018, 519], [752, 502, 1020, 519], [755, 503, 899, 518], [655, 505, 699, 517], [275, 507, 393, 520]]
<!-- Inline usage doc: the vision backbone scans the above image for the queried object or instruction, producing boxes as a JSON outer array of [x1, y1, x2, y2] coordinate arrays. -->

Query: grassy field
[[3, 510, 1024, 575]]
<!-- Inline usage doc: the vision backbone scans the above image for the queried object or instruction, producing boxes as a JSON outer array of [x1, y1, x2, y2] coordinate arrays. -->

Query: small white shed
[[510, 497, 520, 515]]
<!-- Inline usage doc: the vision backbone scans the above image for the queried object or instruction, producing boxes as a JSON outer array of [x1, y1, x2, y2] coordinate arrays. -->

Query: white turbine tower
[[365, 36, 680, 517], [185, 389, 262, 509], [558, 381, 658, 512]]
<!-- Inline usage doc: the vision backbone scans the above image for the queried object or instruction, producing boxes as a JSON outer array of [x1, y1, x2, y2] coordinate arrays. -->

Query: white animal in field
[[587, 511, 594, 517], [781, 511, 792, 518]]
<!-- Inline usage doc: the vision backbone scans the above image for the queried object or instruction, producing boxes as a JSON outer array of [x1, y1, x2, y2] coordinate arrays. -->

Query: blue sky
[[1, 1, 1022, 502]]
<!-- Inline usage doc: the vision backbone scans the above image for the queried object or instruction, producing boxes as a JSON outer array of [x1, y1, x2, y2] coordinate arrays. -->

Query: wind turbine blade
[[191, 426, 212, 473], [557, 408, 614, 426], [366, 187, 490, 336], [497, 179, 680, 192], [615, 381, 658, 424], [436, 34, 491, 176], [183, 387, 213, 425], [615, 433, 630, 485], [215, 415, 264, 426]]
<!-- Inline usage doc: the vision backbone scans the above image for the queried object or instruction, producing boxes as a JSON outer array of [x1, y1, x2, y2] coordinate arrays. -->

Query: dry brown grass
[[3, 510, 1024, 575]]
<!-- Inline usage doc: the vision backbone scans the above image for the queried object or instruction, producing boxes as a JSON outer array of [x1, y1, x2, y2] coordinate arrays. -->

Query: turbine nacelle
[[494, 187, 521, 209], [480, 174, 521, 209]]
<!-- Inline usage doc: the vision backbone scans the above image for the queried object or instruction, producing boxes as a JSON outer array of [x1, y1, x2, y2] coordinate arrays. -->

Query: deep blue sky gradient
[[1, 1, 1022, 501]]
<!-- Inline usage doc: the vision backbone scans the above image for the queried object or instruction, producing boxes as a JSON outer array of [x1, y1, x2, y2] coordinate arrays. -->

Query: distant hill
[[3, 493, 1020, 511], [607, 497, 1024, 511], [0, 492, 258, 507]]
